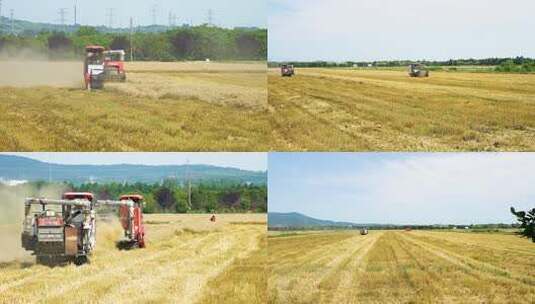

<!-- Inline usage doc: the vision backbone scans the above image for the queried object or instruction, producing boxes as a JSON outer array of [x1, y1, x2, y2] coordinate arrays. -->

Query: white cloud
[[351, 154, 535, 224]]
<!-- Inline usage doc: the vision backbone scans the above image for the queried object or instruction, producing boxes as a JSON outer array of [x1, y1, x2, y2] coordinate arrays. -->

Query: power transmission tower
[[207, 9, 213, 26], [0, 0, 3, 33], [10, 9, 13, 34], [129, 17, 134, 61], [168, 11, 172, 27], [105, 8, 114, 28], [58, 8, 67, 31], [151, 5, 157, 25]]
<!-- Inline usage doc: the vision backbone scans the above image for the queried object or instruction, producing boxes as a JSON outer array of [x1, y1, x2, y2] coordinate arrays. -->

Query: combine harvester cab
[[281, 64, 295, 77], [408, 63, 429, 77], [103, 50, 127, 82], [98, 194, 146, 249], [23, 192, 97, 265], [360, 227, 369, 235], [84, 45, 106, 90]]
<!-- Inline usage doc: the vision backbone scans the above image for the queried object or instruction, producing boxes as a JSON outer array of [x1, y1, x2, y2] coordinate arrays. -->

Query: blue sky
[[1, 153, 267, 171], [2, 0, 266, 28], [269, 153, 535, 225], [268, 0, 535, 61]]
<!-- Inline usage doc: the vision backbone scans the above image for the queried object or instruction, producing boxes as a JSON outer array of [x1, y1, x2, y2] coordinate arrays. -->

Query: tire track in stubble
[[326, 232, 381, 304], [399, 232, 535, 287]]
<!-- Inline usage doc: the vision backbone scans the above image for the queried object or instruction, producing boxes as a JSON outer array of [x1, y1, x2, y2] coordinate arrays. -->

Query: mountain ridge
[[0, 155, 266, 185], [268, 212, 378, 228]]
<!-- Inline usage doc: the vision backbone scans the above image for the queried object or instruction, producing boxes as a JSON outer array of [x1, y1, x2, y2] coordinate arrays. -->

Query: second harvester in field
[[408, 63, 429, 77], [99, 194, 146, 248], [281, 64, 295, 77]]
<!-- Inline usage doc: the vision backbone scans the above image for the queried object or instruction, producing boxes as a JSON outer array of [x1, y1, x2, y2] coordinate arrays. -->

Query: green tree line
[[0, 25, 267, 61], [269, 56, 535, 72], [5, 180, 266, 214]]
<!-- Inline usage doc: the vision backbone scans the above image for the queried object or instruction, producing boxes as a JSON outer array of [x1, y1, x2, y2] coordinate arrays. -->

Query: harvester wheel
[[139, 235, 145, 248], [74, 255, 89, 265]]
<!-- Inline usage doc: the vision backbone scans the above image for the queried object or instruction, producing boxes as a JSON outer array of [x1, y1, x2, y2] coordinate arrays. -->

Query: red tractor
[[84, 45, 106, 90], [103, 50, 127, 82], [99, 194, 146, 248]]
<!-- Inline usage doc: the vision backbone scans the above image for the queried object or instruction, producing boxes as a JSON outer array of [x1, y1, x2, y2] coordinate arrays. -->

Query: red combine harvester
[[21, 192, 97, 265], [21, 192, 146, 266], [99, 194, 146, 249], [84, 45, 106, 90], [281, 64, 295, 77], [103, 50, 127, 82]]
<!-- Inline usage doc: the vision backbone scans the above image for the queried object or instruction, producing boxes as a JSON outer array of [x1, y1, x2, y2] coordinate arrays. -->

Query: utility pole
[[129, 17, 134, 61], [58, 8, 67, 31], [105, 8, 114, 28], [186, 160, 192, 210], [73, 2, 77, 25]]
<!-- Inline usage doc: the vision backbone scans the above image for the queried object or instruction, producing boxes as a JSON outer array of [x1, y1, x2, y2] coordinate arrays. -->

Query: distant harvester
[[360, 227, 369, 235]]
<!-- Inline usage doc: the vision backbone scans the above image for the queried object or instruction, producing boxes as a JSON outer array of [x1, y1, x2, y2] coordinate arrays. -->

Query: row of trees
[[0, 25, 267, 61], [270, 56, 535, 72], [66, 180, 267, 214]]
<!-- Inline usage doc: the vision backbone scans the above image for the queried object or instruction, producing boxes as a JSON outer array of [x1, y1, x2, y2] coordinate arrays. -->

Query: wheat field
[[0, 214, 267, 304], [269, 68, 535, 151], [268, 230, 535, 303], [0, 61, 268, 151]]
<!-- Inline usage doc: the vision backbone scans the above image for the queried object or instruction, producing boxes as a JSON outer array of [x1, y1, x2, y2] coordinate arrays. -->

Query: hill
[[268, 212, 361, 229], [0, 155, 266, 185]]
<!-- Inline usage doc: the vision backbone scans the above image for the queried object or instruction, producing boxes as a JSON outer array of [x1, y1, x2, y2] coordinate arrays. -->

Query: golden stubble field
[[0, 61, 268, 151], [269, 68, 535, 151], [0, 213, 267, 304], [268, 230, 535, 303]]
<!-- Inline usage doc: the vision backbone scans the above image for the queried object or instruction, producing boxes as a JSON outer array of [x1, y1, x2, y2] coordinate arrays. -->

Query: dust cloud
[[0, 50, 83, 87], [0, 183, 67, 263]]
